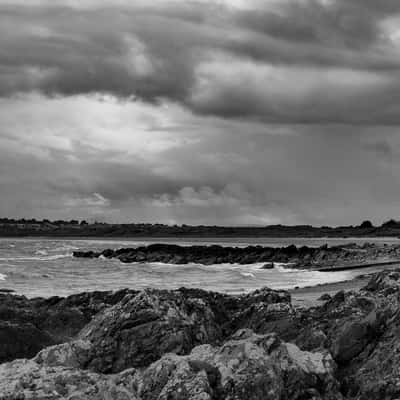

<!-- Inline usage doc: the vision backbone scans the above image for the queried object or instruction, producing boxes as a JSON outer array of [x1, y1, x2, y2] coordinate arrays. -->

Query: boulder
[[135, 353, 216, 400], [318, 293, 332, 301], [0, 359, 138, 400], [34, 340, 92, 369], [261, 262, 274, 269]]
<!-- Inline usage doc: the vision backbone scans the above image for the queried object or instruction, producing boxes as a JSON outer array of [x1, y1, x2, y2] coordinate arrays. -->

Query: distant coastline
[[2, 218, 400, 238]]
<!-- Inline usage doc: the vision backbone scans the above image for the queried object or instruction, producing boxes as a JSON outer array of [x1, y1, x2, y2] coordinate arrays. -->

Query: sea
[[1, 237, 400, 298]]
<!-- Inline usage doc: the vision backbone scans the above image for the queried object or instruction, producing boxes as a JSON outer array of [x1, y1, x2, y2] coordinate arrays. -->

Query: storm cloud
[[1, 0, 400, 224], [1, 0, 400, 123]]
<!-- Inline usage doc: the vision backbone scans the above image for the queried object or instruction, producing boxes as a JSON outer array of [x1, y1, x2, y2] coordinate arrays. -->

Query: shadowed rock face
[[0, 289, 138, 363], [78, 287, 293, 373], [74, 242, 400, 269], [3, 270, 400, 398]]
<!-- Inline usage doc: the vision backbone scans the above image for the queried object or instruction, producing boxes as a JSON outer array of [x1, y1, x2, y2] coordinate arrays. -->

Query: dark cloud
[[2, 1, 400, 224], [236, 0, 381, 49], [0, 1, 400, 124]]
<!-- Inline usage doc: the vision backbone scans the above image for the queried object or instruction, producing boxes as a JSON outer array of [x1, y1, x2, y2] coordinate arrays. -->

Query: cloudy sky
[[1, 0, 400, 226]]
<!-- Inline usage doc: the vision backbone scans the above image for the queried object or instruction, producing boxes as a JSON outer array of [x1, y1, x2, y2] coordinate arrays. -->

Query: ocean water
[[1, 237, 400, 298]]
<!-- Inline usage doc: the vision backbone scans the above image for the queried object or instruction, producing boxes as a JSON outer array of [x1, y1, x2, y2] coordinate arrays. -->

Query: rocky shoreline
[[74, 242, 400, 270], [2, 270, 400, 398]]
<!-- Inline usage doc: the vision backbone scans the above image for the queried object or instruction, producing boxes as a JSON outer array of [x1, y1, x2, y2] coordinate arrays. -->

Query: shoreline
[[315, 259, 400, 271], [0, 273, 374, 308], [290, 276, 370, 307]]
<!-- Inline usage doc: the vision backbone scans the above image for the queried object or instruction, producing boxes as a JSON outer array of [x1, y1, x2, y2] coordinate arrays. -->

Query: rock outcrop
[[3, 269, 400, 398], [73, 242, 400, 269], [78, 287, 292, 373], [0, 330, 341, 400], [0, 289, 137, 363]]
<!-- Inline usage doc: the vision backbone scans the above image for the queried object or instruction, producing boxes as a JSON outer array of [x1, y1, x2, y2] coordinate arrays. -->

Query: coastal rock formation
[[73, 242, 400, 269], [0, 358, 139, 400], [0, 330, 341, 400], [4, 269, 400, 398], [0, 289, 137, 363], [78, 287, 292, 373]]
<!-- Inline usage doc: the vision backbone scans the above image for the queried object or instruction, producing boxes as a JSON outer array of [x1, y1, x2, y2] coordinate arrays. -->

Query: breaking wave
[[0, 253, 72, 262]]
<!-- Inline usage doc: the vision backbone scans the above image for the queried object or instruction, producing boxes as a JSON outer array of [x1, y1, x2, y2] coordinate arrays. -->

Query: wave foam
[[240, 272, 255, 278], [0, 253, 72, 262]]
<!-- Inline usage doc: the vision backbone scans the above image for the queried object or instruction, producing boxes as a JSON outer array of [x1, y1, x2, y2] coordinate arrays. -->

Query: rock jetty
[[2, 269, 400, 398], [74, 242, 400, 269]]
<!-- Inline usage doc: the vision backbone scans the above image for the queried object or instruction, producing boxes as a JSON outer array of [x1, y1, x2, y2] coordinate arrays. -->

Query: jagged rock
[[34, 340, 92, 369], [228, 301, 297, 340], [73, 242, 400, 269], [335, 269, 400, 399], [5, 269, 400, 399], [127, 329, 341, 400], [364, 269, 400, 293], [186, 329, 341, 400], [331, 316, 379, 364], [318, 293, 332, 301], [135, 353, 216, 400], [294, 327, 328, 352], [0, 328, 341, 400], [0, 289, 136, 363], [0, 359, 138, 400], [79, 288, 228, 373], [78, 287, 294, 373]]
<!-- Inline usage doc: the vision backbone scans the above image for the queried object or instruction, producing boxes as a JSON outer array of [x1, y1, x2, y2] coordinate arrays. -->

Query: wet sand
[[290, 276, 370, 308]]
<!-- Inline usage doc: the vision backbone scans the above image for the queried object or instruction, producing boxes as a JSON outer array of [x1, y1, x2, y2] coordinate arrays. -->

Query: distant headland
[[2, 217, 400, 237]]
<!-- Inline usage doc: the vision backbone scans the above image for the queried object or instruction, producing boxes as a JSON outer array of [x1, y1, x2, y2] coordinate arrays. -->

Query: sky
[[1, 0, 400, 226]]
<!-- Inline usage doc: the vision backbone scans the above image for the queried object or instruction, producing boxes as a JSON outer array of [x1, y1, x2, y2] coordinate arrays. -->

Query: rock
[[79, 288, 227, 373], [0, 289, 14, 294], [0, 321, 54, 363], [79, 287, 294, 373], [331, 318, 378, 364], [0, 328, 342, 400], [132, 329, 341, 400], [187, 329, 341, 400], [135, 353, 216, 400], [261, 262, 274, 269], [34, 340, 92, 369], [6, 269, 400, 399], [0, 289, 136, 363], [74, 242, 400, 270], [228, 301, 297, 340], [318, 293, 332, 301], [364, 269, 400, 292], [0, 358, 138, 400], [294, 327, 328, 352]]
